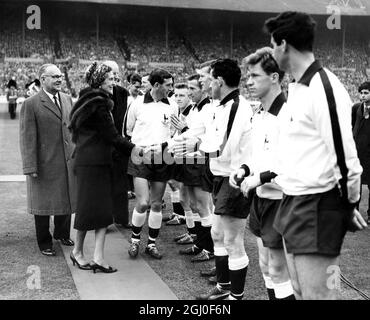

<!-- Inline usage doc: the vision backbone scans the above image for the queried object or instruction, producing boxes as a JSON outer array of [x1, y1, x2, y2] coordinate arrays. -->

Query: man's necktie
[[53, 95, 61, 110], [364, 105, 369, 119]]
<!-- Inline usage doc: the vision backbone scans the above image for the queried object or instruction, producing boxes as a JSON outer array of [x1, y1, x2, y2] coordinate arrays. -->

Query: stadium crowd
[[0, 26, 368, 102]]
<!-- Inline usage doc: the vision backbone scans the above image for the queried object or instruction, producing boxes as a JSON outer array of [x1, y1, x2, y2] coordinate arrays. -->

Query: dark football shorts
[[273, 187, 351, 256], [173, 157, 213, 193], [249, 194, 283, 249], [212, 176, 252, 219]]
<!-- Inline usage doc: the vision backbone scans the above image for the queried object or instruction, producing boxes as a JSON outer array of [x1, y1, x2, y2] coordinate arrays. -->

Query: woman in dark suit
[[69, 62, 142, 273]]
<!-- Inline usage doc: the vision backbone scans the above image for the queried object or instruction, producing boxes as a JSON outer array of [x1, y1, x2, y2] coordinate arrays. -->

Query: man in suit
[[103, 60, 131, 229], [353, 81, 370, 224], [19, 64, 76, 256]]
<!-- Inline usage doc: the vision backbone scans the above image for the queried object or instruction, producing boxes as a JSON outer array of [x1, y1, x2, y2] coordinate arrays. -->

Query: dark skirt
[[74, 165, 113, 231]]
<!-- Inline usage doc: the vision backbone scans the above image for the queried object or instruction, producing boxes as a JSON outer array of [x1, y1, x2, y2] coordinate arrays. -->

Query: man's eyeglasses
[[43, 74, 63, 80]]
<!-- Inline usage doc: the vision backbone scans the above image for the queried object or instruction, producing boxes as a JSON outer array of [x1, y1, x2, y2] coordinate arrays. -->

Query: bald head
[[39, 64, 63, 94], [38, 63, 58, 79], [103, 60, 119, 73]]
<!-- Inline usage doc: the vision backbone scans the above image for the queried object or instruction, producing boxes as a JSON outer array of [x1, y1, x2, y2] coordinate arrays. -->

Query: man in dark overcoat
[[353, 81, 370, 224], [19, 63, 76, 256]]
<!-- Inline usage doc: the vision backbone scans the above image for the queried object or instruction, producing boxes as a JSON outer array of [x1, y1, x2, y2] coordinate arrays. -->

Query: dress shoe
[[90, 262, 117, 274], [57, 238, 74, 246], [191, 250, 214, 263], [41, 248, 56, 256], [145, 245, 163, 259], [179, 245, 202, 255], [195, 285, 230, 300], [200, 266, 216, 277], [128, 242, 140, 258], [70, 252, 92, 270]]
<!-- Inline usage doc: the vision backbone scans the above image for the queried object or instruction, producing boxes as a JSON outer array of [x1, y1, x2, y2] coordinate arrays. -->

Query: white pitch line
[[0, 175, 26, 182]]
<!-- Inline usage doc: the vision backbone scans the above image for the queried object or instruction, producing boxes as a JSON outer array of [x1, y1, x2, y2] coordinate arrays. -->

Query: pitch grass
[[0, 183, 79, 300]]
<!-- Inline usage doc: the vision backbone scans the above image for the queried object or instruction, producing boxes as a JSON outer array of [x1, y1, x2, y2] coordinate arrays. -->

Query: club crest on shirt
[[162, 113, 171, 125]]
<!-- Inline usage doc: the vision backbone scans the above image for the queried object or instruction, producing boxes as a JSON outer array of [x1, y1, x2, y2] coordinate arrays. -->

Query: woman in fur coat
[[69, 62, 142, 273]]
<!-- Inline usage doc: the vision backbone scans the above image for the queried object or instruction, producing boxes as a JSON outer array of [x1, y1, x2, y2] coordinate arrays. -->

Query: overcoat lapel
[[39, 89, 62, 120]]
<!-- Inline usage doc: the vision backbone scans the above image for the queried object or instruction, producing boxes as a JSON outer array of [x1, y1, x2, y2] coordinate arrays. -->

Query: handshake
[[131, 136, 201, 165], [168, 136, 200, 158]]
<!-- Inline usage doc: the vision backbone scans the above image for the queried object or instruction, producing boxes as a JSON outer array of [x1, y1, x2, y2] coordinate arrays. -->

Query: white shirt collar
[[43, 88, 60, 104]]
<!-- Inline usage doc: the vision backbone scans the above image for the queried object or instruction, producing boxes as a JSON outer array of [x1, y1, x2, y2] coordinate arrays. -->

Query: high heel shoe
[[70, 252, 92, 270], [90, 262, 117, 274]]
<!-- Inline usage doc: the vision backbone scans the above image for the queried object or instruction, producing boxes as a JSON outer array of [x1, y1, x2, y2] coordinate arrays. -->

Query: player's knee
[[195, 198, 208, 212], [259, 256, 269, 275], [137, 200, 150, 212], [269, 263, 288, 282], [211, 229, 223, 245], [189, 203, 198, 213], [151, 202, 162, 212], [179, 198, 189, 211], [224, 239, 244, 257]]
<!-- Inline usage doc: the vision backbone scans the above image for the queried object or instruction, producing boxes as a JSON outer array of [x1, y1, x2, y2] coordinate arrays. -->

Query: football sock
[[229, 255, 249, 300]]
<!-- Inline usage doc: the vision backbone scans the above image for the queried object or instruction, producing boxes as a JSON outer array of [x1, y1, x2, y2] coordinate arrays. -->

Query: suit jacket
[[112, 85, 129, 135], [19, 89, 76, 215], [111, 85, 130, 195], [353, 101, 370, 183], [352, 102, 361, 129]]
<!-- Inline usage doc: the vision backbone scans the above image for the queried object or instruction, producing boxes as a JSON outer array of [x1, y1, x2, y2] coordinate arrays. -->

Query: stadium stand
[[0, 1, 368, 100]]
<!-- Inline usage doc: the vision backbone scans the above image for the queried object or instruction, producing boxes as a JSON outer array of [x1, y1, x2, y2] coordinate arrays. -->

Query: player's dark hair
[[174, 83, 188, 90], [128, 73, 142, 84], [148, 69, 172, 86], [211, 58, 241, 88], [264, 11, 317, 52], [358, 81, 370, 92]]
